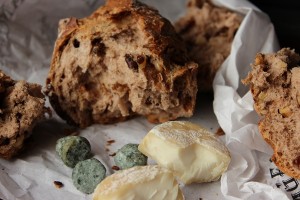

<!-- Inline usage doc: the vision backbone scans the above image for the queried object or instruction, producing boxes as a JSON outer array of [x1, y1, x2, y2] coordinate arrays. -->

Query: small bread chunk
[[114, 143, 147, 169], [93, 165, 184, 200], [175, 0, 241, 91], [243, 48, 300, 179], [138, 121, 231, 184], [56, 136, 91, 168], [46, 0, 198, 127], [72, 158, 106, 194], [0, 70, 47, 159]]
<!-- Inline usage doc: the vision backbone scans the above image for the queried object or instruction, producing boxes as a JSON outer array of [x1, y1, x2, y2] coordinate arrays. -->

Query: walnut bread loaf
[[175, 0, 241, 92], [46, 0, 198, 127], [243, 48, 300, 179], [0, 70, 47, 159]]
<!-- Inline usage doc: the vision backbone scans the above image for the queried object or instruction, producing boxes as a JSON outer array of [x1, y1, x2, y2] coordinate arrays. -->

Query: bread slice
[[243, 48, 300, 179], [46, 0, 198, 127], [0, 70, 47, 159], [175, 0, 241, 92]]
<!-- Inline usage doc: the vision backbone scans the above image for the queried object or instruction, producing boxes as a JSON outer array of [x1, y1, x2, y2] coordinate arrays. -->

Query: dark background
[[249, 0, 300, 51]]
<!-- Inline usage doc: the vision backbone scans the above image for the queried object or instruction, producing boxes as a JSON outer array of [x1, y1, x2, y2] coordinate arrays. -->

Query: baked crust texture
[[46, 0, 198, 127]]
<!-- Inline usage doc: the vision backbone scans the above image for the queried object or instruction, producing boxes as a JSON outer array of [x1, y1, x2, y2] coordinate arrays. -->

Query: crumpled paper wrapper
[[0, 0, 298, 199]]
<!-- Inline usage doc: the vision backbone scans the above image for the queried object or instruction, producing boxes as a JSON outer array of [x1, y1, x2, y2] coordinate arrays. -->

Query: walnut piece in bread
[[243, 48, 300, 179], [46, 0, 198, 127], [0, 70, 47, 159], [175, 0, 241, 92]]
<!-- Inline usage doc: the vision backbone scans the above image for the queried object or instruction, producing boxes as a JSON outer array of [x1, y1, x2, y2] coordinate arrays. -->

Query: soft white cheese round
[[138, 121, 231, 184], [93, 165, 184, 200]]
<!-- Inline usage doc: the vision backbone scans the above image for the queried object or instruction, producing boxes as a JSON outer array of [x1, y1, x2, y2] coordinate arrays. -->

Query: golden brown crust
[[244, 48, 300, 179], [0, 71, 47, 159], [46, 0, 198, 127]]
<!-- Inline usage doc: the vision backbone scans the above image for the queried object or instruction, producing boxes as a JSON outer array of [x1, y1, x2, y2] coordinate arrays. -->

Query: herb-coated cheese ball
[[72, 158, 106, 194], [56, 136, 91, 168], [114, 143, 147, 170]]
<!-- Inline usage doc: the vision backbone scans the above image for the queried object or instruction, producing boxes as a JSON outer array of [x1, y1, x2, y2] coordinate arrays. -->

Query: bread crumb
[[107, 140, 115, 145], [109, 152, 116, 157], [112, 166, 120, 171], [54, 181, 64, 189], [215, 127, 225, 136]]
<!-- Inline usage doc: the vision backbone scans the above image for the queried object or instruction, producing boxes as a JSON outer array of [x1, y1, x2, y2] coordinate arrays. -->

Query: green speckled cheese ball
[[114, 143, 147, 169], [72, 158, 106, 194], [56, 136, 91, 168]]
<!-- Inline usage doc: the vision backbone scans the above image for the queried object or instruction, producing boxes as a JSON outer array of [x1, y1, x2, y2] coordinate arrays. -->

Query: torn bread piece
[[175, 0, 241, 91], [0, 70, 48, 159], [243, 48, 300, 179]]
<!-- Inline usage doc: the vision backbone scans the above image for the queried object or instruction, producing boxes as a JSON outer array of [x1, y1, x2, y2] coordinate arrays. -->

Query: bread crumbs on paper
[[54, 181, 64, 189]]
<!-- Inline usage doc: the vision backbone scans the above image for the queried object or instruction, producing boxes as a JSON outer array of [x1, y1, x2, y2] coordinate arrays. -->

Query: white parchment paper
[[0, 0, 298, 199]]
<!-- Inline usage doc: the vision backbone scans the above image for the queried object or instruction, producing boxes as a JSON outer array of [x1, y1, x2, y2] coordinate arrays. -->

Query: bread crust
[[243, 48, 300, 179], [46, 0, 198, 127]]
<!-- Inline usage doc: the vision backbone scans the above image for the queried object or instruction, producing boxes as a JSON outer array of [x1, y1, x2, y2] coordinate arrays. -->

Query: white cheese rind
[[93, 165, 184, 200], [138, 121, 231, 184]]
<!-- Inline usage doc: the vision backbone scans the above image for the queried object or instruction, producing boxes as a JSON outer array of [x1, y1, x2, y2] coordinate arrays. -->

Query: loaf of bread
[[175, 0, 241, 91], [243, 48, 300, 179], [46, 0, 198, 127], [0, 70, 47, 159]]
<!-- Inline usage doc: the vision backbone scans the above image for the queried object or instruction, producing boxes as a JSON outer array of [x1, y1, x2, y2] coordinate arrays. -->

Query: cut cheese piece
[[138, 121, 230, 184], [93, 165, 184, 200]]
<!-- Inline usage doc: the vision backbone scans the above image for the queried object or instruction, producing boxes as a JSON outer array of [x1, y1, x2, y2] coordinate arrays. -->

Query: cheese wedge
[[138, 121, 230, 184], [93, 165, 184, 200]]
